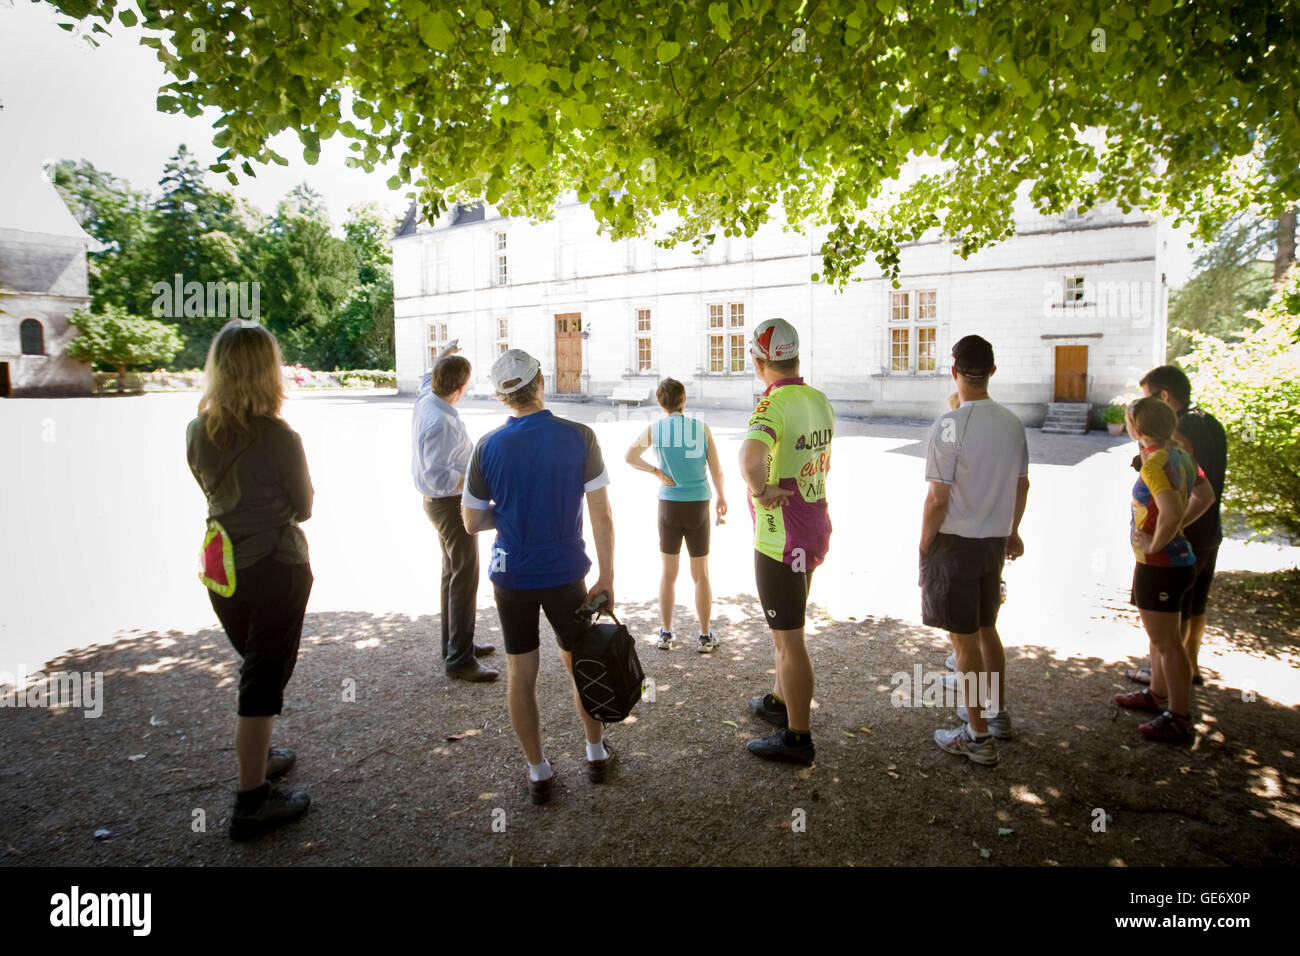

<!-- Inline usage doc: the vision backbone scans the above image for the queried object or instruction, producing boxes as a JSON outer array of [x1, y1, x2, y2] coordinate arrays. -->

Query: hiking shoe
[[748, 693, 789, 728], [746, 730, 814, 766], [956, 706, 1013, 740], [945, 652, 957, 672], [1139, 711, 1193, 741], [933, 724, 999, 766], [1113, 688, 1167, 713], [266, 747, 295, 779], [229, 787, 310, 841], [656, 630, 673, 650], [587, 740, 616, 783], [697, 631, 720, 654]]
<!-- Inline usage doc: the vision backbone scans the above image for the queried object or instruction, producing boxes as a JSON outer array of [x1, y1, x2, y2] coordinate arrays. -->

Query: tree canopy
[[49, 0, 1300, 283]]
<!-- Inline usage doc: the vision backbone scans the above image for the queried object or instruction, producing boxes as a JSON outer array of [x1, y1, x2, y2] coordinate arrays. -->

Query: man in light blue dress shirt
[[412, 347, 498, 681]]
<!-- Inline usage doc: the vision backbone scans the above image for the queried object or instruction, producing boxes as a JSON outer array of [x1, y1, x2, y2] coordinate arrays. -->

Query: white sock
[[585, 739, 607, 761], [528, 759, 552, 782], [968, 723, 989, 740]]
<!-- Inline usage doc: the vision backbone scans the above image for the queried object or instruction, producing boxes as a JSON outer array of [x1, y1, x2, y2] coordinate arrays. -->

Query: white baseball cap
[[491, 349, 542, 394], [750, 317, 800, 361]]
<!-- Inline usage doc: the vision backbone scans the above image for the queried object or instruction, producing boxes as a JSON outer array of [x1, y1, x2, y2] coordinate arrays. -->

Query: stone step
[[1045, 409, 1090, 419], [1042, 424, 1089, 435], [1047, 402, 1091, 412]]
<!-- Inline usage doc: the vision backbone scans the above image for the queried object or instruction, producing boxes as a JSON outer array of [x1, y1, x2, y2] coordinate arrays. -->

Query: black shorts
[[1180, 547, 1218, 619], [493, 579, 589, 655], [209, 557, 313, 717], [1131, 563, 1195, 614], [659, 499, 710, 557], [754, 551, 814, 630], [919, 533, 1006, 635]]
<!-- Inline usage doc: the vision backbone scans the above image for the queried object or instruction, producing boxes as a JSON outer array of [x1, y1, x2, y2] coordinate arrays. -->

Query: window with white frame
[[627, 239, 655, 272], [635, 308, 652, 372], [427, 321, 449, 368], [728, 303, 746, 372], [707, 302, 747, 373], [496, 316, 509, 355], [1064, 274, 1085, 304], [888, 288, 938, 373], [556, 241, 577, 279], [708, 304, 725, 373], [423, 241, 448, 294], [494, 232, 508, 286]]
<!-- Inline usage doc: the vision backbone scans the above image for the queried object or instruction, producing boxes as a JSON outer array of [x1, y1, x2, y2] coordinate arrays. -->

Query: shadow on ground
[[0, 599, 1296, 867], [1211, 569, 1300, 661]]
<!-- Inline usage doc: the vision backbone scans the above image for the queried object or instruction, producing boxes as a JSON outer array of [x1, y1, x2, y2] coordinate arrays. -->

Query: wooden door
[[554, 313, 582, 394], [1053, 346, 1088, 402]]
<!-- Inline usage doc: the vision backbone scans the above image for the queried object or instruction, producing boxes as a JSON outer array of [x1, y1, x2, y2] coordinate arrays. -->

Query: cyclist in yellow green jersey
[[739, 318, 833, 766]]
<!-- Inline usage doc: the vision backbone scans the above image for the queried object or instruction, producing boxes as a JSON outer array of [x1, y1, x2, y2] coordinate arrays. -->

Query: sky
[[0, 1, 407, 230]]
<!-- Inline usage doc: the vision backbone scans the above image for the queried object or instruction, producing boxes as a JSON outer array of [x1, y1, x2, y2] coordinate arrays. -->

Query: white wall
[[392, 196, 1165, 422]]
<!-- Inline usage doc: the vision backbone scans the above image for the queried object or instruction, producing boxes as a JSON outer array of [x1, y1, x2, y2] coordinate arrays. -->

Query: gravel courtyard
[[1, 391, 1296, 866]]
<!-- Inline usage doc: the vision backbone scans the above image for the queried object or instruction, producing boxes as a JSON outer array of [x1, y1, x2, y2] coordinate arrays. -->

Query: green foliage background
[[1182, 268, 1300, 543], [64, 304, 184, 387], [52, 150, 397, 370], [1167, 213, 1274, 360]]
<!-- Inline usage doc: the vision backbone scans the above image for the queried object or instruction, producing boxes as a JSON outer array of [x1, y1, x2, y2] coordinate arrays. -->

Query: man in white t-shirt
[[919, 335, 1030, 766]]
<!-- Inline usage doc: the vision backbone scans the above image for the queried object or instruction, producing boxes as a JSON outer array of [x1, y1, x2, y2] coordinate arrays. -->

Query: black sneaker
[[229, 787, 310, 841], [747, 693, 789, 728], [747, 730, 815, 766], [266, 747, 295, 779]]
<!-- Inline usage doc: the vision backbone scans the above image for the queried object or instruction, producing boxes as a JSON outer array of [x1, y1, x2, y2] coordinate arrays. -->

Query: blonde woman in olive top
[[186, 320, 313, 841], [625, 377, 728, 653]]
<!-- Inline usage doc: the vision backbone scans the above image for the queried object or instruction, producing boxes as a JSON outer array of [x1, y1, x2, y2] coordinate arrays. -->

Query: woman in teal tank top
[[626, 378, 728, 654]]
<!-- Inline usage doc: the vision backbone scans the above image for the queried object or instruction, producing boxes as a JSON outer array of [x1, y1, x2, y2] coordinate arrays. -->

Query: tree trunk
[[1276, 207, 1297, 286], [117, 363, 127, 394]]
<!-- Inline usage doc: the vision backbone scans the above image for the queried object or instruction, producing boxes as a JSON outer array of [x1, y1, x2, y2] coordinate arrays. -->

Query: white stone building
[[392, 176, 1175, 424], [0, 167, 98, 397]]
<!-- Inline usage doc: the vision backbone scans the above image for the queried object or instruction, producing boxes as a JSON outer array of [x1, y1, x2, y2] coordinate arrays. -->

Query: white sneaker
[[956, 705, 1013, 740], [697, 631, 720, 654], [656, 630, 673, 650], [934, 724, 999, 766]]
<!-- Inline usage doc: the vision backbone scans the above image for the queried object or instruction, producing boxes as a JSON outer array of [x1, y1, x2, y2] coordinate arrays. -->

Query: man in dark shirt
[[1130, 365, 1227, 685]]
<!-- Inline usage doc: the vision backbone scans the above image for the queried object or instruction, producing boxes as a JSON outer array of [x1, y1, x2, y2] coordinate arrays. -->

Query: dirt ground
[[1, 570, 1296, 867]]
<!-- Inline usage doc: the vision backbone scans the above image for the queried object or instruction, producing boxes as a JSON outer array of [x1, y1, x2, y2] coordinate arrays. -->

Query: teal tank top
[[654, 415, 710, 502]]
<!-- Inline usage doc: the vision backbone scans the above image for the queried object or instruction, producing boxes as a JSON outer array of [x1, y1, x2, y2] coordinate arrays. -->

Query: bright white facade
[[392, 183, 1173, 423]]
